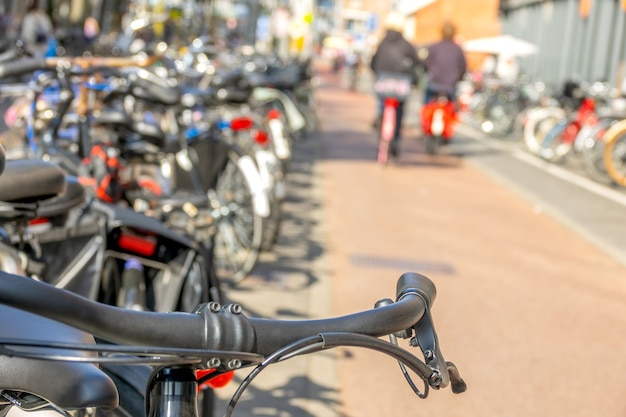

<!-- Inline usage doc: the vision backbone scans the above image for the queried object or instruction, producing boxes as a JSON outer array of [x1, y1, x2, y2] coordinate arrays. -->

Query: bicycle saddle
[[0, 303, 119, 410], [125, 69, 181, 106], [181, 84, 251, 105], [0, 159, 86, 219], [91, 109, 167, 149]]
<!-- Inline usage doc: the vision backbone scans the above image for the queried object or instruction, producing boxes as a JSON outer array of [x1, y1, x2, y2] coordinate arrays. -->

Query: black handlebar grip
[[0, 58, 48, 78], [396, 272, 437, 308]]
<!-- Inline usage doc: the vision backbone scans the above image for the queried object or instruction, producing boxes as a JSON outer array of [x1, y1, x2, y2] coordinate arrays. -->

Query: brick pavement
[[317, 65, 626, 417], [216, 62, 626, 417]]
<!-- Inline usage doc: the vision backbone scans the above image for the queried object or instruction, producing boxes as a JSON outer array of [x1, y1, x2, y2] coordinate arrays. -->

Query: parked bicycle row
[[0, 39, 322, 289], [460, 73, 626, 188], [0, 37, 466, 417], [0, 36, 313, 415]]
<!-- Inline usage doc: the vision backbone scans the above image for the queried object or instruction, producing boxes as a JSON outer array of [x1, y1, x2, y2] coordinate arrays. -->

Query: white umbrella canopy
[[462, 34, 539, 56]]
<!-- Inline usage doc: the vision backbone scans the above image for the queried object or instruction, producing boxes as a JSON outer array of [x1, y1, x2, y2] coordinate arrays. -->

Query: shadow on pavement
[[214, 373, 341, 417]]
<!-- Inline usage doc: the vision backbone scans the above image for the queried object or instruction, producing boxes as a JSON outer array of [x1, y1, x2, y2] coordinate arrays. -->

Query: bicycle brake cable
[[389, 332, 428, 398], [224, 334, 326, 417], [224, 331, 435, 417]]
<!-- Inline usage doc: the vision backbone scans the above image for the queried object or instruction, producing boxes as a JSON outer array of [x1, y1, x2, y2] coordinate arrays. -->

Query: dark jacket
[[424, 39, 467, 94], [370, 30, 421, 81]]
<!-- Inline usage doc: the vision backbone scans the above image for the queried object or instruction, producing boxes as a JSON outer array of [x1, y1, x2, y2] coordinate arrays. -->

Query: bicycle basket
[[373, 73, 412, 100]]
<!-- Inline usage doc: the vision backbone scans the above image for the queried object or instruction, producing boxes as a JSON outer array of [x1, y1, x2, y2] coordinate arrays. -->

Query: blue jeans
[[424, 84, 456, 105]]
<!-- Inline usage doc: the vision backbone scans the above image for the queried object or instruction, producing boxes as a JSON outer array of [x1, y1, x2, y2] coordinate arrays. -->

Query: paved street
[[214, 62, 626, 417]]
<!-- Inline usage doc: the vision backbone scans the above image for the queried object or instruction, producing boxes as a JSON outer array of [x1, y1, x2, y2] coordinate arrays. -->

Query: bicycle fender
[[237, 155, 270, 218]]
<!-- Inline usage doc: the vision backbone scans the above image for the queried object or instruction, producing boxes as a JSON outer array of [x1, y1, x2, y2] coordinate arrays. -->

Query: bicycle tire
[[211, 148, 264, 286], [425, 135, 441, 155], [378, 102, 395, 164], [294, 86, 319, 138], [579, 117, 617, 185], [466, 91, 488, 129], [538, 119, 576, 162], [481, 92, 519, 137], [177, 253, 210, 312], [601, 118, 626, 187], [260, 195, 282, 252], [522, 106, 566, 155]]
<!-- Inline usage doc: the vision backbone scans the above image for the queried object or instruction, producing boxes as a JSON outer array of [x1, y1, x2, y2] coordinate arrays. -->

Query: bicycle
[[601, 117, 626, 187], [0, 56, 270, 286], [373, 72, 412, 165], [537, 96, 598, 163], [0, 75, 222, 315], [0, 269, 466, 417], [420, 91, 458, 155]]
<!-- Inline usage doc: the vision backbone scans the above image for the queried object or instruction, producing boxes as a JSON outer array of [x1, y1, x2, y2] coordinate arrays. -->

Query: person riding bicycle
[[370, 11, 421, 157], [422, 20, 467, 106]]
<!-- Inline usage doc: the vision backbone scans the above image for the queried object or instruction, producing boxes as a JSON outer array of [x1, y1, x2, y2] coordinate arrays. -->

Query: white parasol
[[462, 34, 539, 56]]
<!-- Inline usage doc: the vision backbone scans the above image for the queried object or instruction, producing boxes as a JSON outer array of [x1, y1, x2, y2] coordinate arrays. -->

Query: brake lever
[[411, 308, 450, 389], [375, 296, 466, 395]]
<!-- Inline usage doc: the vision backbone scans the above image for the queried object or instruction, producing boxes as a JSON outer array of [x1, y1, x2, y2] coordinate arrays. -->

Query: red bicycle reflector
[[138, 178, 163, 196], [384, 97, 400, 108], [230, 117, 254, 131], [267, 109, 281, 120], [254, 130, 269, 146], [118, 231, 157, 257], [28, 218, 52, 233], [196, 369, 235, 389]]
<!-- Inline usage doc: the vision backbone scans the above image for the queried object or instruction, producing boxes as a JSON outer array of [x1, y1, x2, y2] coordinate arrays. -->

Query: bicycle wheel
[[481, 92, 519, 137], [580, 117, 618, 185], [177, 253, 210, 312], [294, 85, 319, 138], [601, 119, 626, 187], [523, 106, 566, 155], [211, 148, 264, 286], [378, 101, 395, 164], [538, 119, 577, 162], [466, 91, 488, 129], [260, 194, 283, 252]]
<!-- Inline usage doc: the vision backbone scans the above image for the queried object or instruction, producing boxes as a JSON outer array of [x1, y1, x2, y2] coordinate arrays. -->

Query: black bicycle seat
[[0, 303, 119, 410]]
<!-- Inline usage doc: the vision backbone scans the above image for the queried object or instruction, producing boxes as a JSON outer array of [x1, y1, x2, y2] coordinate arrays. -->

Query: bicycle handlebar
[[0, 268, 465, 393], [0, 58, 48, 78], [0, 55, 163, 79], [0, 270, 434, 354]]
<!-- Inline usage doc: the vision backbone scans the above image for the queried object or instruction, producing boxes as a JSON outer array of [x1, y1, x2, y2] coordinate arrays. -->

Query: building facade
[[500, 0, 626, 88], [405, 0, 626, 88]]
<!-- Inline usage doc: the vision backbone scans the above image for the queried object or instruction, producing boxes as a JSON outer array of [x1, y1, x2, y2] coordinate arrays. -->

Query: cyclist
[[422, 20, 467, 106], [370, 11, 421, 157]]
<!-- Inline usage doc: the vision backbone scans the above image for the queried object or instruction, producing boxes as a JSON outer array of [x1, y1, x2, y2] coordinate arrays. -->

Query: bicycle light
[[196, 369, 235, 389], [229, 117, 254, 131]]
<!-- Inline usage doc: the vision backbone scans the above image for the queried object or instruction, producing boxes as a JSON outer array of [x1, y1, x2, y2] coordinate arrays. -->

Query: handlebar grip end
[[451, 378, 467, 394], [396, 272, 437, 307], [446, 361, 467, 394]]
